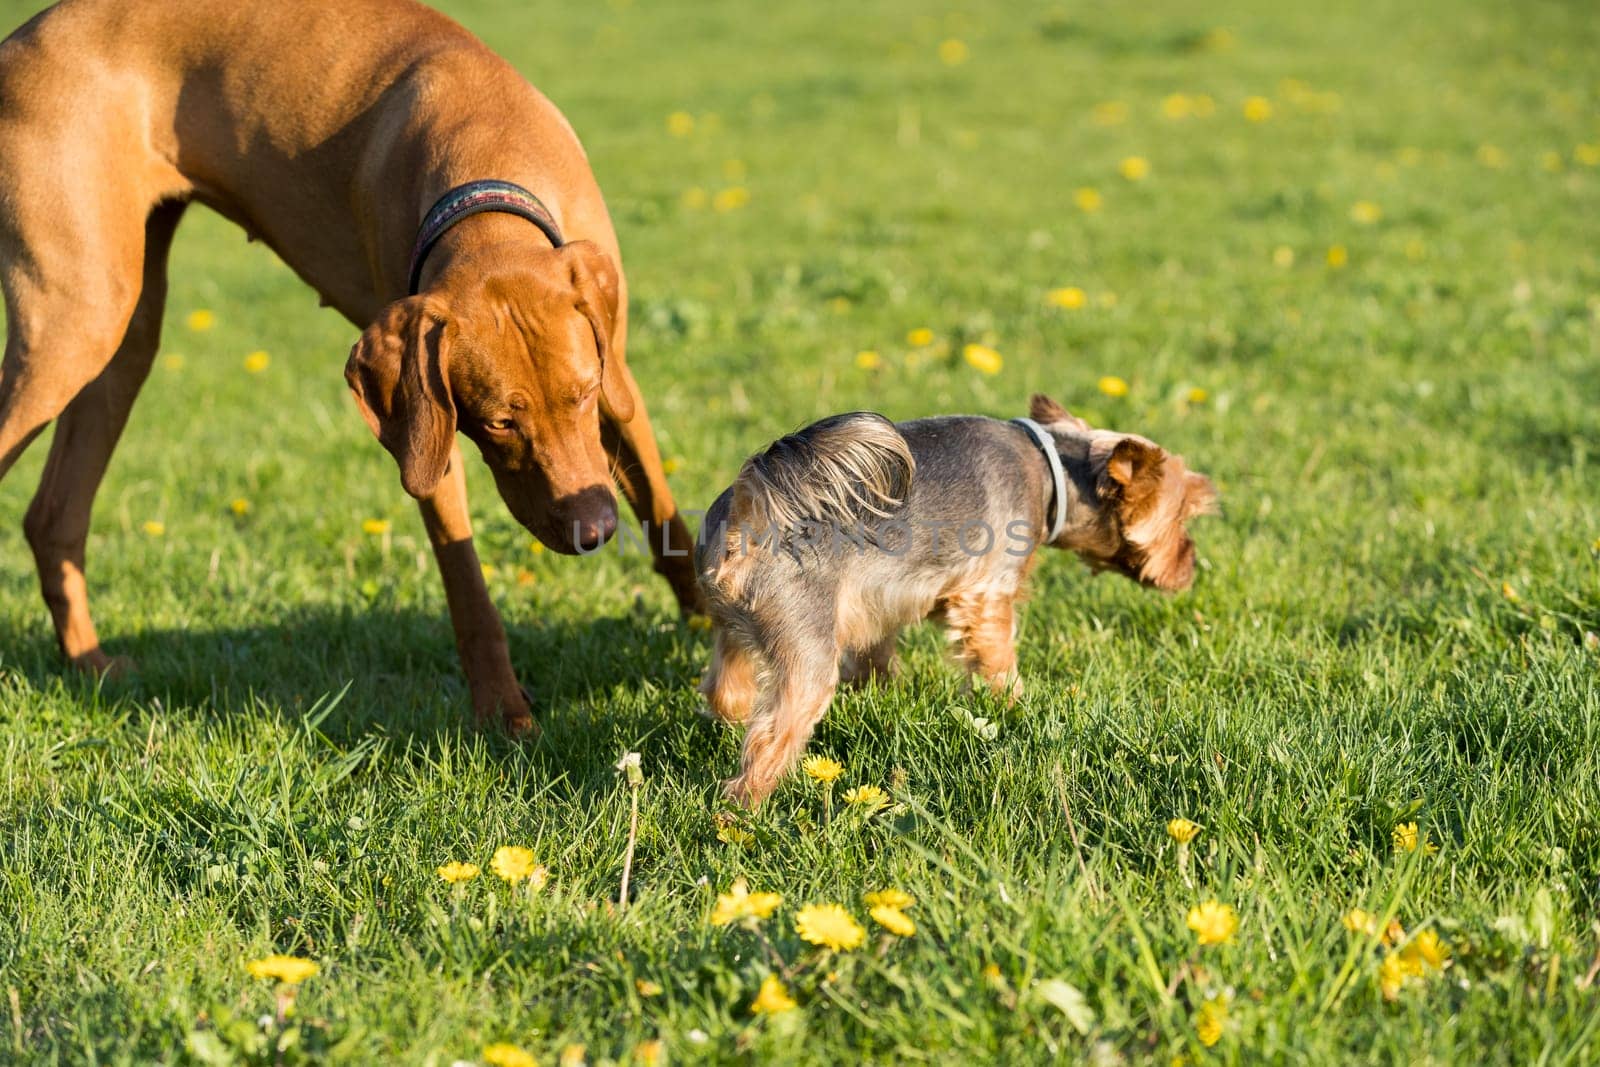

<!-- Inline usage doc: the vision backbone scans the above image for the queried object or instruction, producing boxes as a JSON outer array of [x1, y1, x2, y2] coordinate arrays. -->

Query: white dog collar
[[1010, 417, 1068, 544]]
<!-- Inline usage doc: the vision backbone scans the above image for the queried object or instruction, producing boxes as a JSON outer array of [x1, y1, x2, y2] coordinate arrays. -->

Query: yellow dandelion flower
[[750, 974, 798, 1015], [1576, 144, 1600, 167], [558, 1045, 587, 1067], [1501, 582, 1519, 602], [437, 861, 480, 884], [1410, 928, 1450, 968], [162, 353, 185, 371], [663, 455, 684, 474], [1118, 155, 1150, 181], [142, 520, 165, 537], [863, 887, 915, 910], [185, 309, 215, 332], [361, 518, 391, 536], [483, 1043, 538, 1067], [906, 327, 935, 347], [802, 755, 844, 782], [709, 877, 783, 925], [1166, 818, 1201, 844], [1342, 908, 1379, 936], [713, 186, 749, 212], [490, 845, 538, 882], [516, 568, 537, 586], [1272, 245, 1296, 268], [842, 784, 889, 809], [1539, 150, 1564, 173], [634, 1040, 665, 1067], [1195, 995, 1228, 1047], [1349, 201, 1383, 225], [854, 350, 882, 371], [1378, 951, 1407, 1000], [1186, 899, 1239, 946], [229, 497, 252, 516], [243, 350, 270, 373], [1091, 101, 1128, 126], [1476, 144, 1507, 168], [1242, 96, 1273, 122], [870, 904, 916, 937], [938, 39, 969, 66], [635, 978, 663, 997], [245, 955, 319, 984], [1326, 244, 1349, 269], [722, 158, 748, 182], [962, 344, 1003, 376], [1073, 186, 1103, 213], [1187, 387, 1209, 404], [1404, 238, 1426, 261], [1161, 93, 1192, 120], [480, 562, 498, 582], [795, 903, 866, 951], [1097, 375, 1129, 398], [687, 613, 713, 632], [1392, 821, 1419, 853], [1047, 286, 1087, 309], [716, 824, 754, 847], [680, 186, 708, 210], [529, 540, 545, 555], [666, 111, 695, 137], [1382, 918, 1406, 948]]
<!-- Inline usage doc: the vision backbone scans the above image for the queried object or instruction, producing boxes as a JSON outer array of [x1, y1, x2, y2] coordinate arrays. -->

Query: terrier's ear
[[1029, 394, 1091, 431], [1102, 437, 1165, 493], [1184, 470, 1220, 518]]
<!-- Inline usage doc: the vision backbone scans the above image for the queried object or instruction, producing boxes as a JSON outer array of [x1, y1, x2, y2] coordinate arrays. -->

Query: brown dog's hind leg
[[726, 634, 839, 807], [417, 443, 536, 735], [20, 202, 188, 676], [599, 358, 702, 614], [699, 629, 759, 724]]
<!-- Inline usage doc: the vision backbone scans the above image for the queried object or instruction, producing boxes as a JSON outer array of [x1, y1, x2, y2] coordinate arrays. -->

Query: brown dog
[[0, 0, 699, 731]]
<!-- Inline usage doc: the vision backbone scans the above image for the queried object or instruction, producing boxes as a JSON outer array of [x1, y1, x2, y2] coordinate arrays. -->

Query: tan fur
[[0, 0, 704, 730], [699, 396, 1215, 806]]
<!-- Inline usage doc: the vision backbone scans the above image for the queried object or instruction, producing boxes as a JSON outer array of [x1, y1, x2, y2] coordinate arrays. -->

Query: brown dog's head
[[1029, 393, 1218, 591], [346, 241, 632, 552]]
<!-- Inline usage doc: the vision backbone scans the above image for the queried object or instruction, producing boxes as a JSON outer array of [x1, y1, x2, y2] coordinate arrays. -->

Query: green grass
[[3, 0, 1599, 1062]]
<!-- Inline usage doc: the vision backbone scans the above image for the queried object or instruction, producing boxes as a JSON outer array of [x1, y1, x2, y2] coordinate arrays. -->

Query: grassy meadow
[[3, 0, 1600, 1062]]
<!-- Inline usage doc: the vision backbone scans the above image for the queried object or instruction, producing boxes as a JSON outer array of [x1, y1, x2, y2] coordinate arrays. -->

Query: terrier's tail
[[728, 411, 915, 540]]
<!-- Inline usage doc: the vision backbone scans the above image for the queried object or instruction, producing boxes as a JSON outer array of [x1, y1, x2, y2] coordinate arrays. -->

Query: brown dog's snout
[[556, 487, 618, 553]]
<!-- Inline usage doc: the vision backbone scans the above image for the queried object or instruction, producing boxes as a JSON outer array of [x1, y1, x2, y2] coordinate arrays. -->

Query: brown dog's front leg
[[417, 445, 535, 735], [600, 360, 703, 614]]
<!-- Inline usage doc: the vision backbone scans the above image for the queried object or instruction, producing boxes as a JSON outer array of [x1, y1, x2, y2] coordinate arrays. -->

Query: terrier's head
[[1028, 394, 1218, 591]]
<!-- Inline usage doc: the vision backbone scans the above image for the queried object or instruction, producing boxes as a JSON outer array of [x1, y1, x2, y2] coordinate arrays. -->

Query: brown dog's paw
[[474, 686, 539, 738], [68, 650, 137, 680]]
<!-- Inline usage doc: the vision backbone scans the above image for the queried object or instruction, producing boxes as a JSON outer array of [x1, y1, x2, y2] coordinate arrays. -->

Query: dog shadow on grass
[[0, 606, 712, 766]]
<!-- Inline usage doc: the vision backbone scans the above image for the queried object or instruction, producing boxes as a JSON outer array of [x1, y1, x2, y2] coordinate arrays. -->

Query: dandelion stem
[[619, 784, 640, 912]]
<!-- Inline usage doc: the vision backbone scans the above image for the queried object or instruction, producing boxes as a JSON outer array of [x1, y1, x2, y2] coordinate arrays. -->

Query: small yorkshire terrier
[[695, 394, 1217, 806]]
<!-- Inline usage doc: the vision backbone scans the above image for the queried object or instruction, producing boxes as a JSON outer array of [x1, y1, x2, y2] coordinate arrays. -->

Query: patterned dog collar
[[1010, 417, 1069, 544], [407, 180, 564, 294]]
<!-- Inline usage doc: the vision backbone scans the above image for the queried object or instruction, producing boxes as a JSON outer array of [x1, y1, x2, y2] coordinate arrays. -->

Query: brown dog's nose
[[567, 496, 618, 553]]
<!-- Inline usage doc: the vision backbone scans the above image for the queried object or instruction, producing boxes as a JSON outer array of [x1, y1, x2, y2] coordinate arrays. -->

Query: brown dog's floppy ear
[[1029, 393, 1091, 432], [564, 242, 634, 423], [345, 296, 457, 499]]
